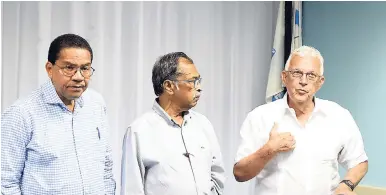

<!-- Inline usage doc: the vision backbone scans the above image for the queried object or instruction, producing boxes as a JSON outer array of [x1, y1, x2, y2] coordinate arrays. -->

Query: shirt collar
[[281, 93, 326, 116], [152, 98, 191, 126], [42, 79, 84, 108]]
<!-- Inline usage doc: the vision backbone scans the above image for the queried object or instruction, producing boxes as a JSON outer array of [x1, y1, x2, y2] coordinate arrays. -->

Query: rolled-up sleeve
[[121, 127, 146, 195], [235, 113, 261, 164], [338, 110, 368, 170]]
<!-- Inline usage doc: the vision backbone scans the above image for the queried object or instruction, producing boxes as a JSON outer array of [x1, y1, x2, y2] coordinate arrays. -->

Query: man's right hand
[[267, 123, 296, 153]]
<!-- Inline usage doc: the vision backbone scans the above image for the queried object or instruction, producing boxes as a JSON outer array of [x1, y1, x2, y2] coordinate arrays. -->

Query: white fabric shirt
[[121, 100, 225, 195], [235, 95, 368, 195]]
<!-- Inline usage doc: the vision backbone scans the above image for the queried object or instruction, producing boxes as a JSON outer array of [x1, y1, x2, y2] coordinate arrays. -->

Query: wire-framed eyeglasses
[[285, 70, 321, 82], [173, 77, 202, 89], [56, 64, 95, 78]]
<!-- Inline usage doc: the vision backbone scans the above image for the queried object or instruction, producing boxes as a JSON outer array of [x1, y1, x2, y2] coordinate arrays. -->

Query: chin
[[294, 95, 311, 103], [67, 94, 82, 100], [189, 101, 198, 108]]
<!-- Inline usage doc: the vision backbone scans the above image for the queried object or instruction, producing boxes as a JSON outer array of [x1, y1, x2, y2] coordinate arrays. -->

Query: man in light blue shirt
[[121, 52, 225, 195], [1, 34, 116, 195]]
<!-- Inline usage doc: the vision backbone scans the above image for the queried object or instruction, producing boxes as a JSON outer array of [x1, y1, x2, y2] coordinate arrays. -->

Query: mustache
[[193, 90, 202, 99]]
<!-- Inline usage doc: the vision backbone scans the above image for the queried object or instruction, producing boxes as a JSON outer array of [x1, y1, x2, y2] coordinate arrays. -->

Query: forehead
[[177, 58, 199, 78], [57, 48, 91, 64], [288, 54, 321, 73]]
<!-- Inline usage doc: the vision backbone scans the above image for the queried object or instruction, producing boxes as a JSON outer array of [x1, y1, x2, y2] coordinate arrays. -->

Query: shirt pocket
[[197, 138, 212, 162], [193, 136, 213, 192], [85, 124, 106, 164]]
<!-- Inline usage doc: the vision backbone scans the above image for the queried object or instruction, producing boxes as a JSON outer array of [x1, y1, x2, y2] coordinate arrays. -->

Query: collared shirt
[[1, 80, 116, 195], [121, 100, 225, 195], [235, 94, 368, 195]]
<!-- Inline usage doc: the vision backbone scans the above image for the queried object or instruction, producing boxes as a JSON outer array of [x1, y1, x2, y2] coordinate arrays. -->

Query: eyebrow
[[186, 75, 201, 80], [177, 72, 200, 79], [291, 69, 316, 73], [63, 61, 91, 67], [191, 75, 200, 79]]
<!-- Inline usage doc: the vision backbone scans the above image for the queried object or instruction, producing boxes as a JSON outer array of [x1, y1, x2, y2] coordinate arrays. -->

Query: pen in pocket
[[96, 127, 100, 140]]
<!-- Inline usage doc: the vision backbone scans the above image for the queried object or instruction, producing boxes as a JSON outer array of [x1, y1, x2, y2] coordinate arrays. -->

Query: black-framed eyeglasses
[[55, 64, 95, 78], [173, 77, 202, 89], [285, 70, 321, 82]]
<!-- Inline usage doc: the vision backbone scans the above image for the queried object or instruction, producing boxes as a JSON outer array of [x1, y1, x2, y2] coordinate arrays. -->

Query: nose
[[71, 69, 84, 81], [195, 82, 202, 92], [299, 74, 308, 86]]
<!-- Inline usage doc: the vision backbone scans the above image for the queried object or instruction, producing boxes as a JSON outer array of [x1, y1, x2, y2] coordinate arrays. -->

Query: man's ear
[[281, 71, 287, 86], [163, 80, 175, 95], [46, 61, 54, 79], [317, 76, 325, 90]]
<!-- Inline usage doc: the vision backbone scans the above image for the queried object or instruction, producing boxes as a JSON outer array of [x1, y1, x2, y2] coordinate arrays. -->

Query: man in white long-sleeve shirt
[[121, 52, 225, 195]]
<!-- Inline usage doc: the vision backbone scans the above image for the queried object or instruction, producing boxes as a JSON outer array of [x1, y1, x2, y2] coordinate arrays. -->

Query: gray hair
[[152, 52, 194, 96], [284, 45, 324, 75]]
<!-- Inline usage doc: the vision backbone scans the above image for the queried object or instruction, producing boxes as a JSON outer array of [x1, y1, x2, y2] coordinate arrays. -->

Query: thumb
[[270, 122, 279, 135]]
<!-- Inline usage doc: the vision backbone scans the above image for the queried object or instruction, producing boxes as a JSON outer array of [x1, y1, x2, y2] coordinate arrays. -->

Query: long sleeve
[[207, 123, 226, 195], [104, 143, 116, 195], [1, 106, 29, 195], [120, 127, 146, 195], [101, 105, 116, 195]]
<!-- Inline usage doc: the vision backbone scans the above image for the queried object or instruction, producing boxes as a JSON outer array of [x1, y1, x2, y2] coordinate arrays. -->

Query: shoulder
[[189, 109, 213, 126], [188, 110, 221, 140], [245, 99, 284, 121], [2, 87, 42, 120], [316, 98, 352, 117], [127, 111, 159, 133], [82, 88, 106, 107]]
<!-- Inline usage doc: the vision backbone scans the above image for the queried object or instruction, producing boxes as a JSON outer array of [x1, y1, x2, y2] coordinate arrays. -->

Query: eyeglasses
[[173, 77, 202, 89], [285, 70, 321, 82], [55, 64, 95, 78]]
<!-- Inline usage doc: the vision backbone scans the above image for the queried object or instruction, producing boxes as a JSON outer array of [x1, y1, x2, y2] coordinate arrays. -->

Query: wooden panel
[[355, 185, 386, 195]]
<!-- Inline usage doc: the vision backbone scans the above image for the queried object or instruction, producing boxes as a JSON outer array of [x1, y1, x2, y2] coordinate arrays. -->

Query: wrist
[[337, 182, 354, 192], [265, 141, 278, 154]]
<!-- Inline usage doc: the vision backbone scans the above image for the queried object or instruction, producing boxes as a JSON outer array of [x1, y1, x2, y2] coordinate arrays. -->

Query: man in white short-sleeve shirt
[[233, 46, 368, 195]]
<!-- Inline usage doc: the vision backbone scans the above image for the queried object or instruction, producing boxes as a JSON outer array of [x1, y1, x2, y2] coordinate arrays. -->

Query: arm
[[101, 105, 116, 195], [104, 143, 116, 195], [339, 161, 368, 190], [233, 142, 277, 182], [233, 113, 268, 182], [335, 110, 369, 194], [1, 106, 29, 195], [207, 124, 225, 195], [120, 127, 146, 195], [233, 118, 294, 182]]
